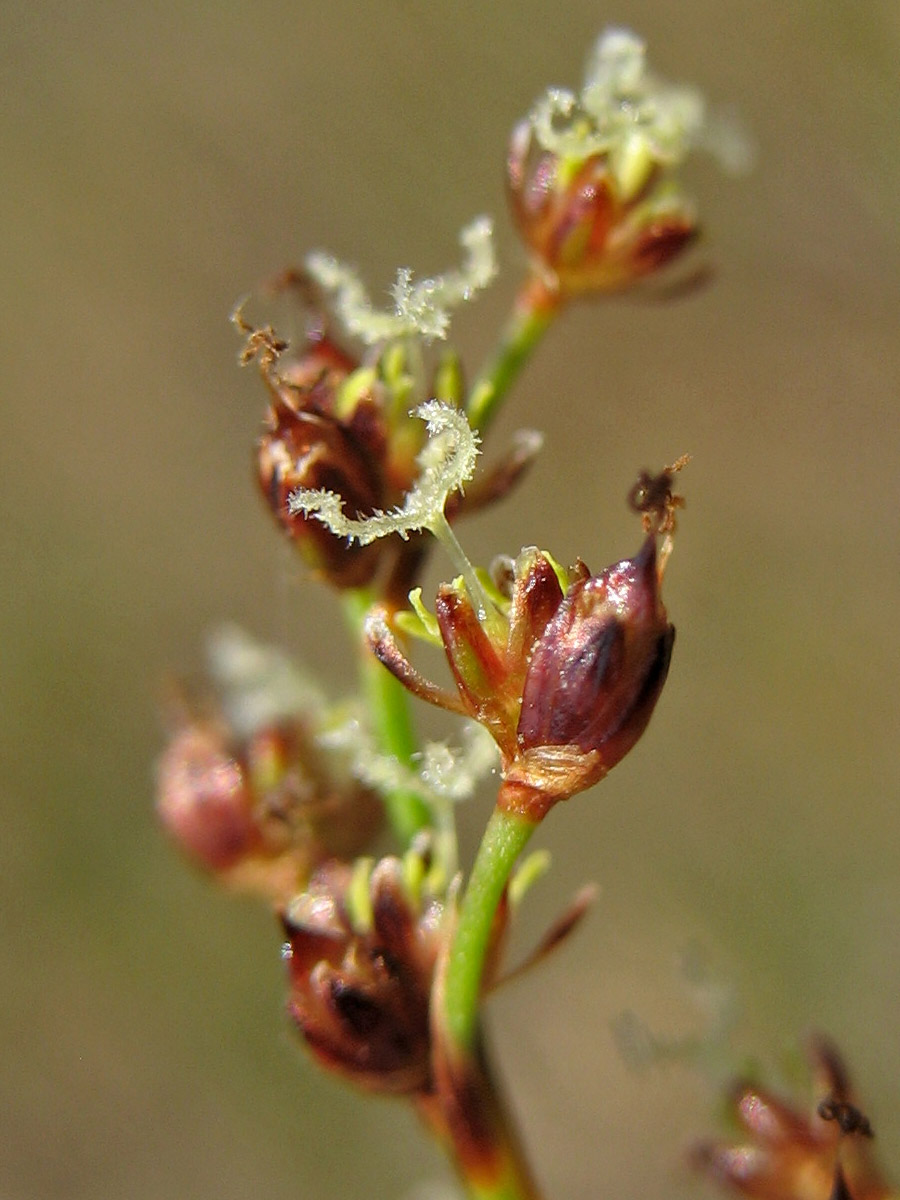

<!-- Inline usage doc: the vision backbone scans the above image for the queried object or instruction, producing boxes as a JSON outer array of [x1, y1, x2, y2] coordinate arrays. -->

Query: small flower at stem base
[[693, 1037, 893, 1200], [282, 855, 443, 1094]]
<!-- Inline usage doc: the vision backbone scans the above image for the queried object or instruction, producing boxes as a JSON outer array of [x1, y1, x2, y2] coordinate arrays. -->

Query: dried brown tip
[[628, 456, 690, 534], [807, 1035, 853, 1106], [231, 300, 289, 371], [817, 1100, 874, 1140], [829, 1164, 855, 1200]]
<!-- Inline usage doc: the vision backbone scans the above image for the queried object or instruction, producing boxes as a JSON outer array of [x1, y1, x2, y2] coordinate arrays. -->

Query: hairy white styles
[[306, 217, 497, 344]]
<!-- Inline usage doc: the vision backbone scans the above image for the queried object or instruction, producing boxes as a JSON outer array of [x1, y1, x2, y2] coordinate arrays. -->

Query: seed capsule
[[368, 525, 675, 818], [517, 534, 674, 769]]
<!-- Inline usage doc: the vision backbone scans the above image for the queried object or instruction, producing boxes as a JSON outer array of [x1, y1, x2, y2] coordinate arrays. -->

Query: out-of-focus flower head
[[156, 627, 382, 904], [693, 1037, 894, 1200], [508, 27, 746, 297], [281, 850, 445, 1093], [281, 840, 596, 1093]]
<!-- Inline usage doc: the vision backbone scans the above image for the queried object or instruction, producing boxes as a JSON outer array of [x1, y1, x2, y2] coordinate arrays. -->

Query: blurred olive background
[[3, 2, 900, 1198]]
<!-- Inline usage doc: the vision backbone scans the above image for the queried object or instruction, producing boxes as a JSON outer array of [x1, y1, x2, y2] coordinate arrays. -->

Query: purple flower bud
[[516, 534, 673, 776]]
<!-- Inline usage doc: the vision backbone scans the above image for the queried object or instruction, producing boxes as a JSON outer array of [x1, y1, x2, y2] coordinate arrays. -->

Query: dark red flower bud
[[516, 533, 673, 766], [240, 290, 542, 598], [282, 857, 443, 1094]]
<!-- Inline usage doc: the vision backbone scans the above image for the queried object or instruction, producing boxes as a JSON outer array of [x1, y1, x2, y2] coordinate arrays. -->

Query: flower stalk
[[439, 805, 538, 1055], [418, 1038, 543, 1200], [466, 275, 562, 435]]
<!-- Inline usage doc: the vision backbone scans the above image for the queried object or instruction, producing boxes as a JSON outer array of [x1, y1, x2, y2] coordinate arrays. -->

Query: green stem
[[466, 275, 562, 436], [442, 806, 537, 1052], [342, 589, 430, 846], [418, 1038, 544, 1200]]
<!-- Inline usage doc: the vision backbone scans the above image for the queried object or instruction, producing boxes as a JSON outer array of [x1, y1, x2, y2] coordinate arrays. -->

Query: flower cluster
[[153, 25, 765, 1200], [281, 850, 446, 1094], [508, 29, 704, 295], [508, 27, 747, 299], [368, 525, 675, 821], [239, 236, 541, 601]]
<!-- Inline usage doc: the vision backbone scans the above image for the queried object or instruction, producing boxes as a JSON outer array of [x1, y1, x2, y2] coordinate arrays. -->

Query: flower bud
[[252, 320, 401, 589], [156, 722, 262, 874], [508, 132, 698, 296], [282, 855, 443, 1094], [368, 520, 675, 818], [257, 381, 387, 588], [156, 715, 383, 904], [156, 633, 383, 903], [508, 28, 707, 297], [512, 534, 674, 800], [240, 225, 527, 597]]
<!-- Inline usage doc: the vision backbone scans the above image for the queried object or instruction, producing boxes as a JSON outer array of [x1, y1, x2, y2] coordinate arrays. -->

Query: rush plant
[[156, 28, 888, 1200]]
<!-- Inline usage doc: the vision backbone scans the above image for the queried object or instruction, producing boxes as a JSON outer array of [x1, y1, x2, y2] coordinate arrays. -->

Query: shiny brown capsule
[[516, 534, 673, 763]]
